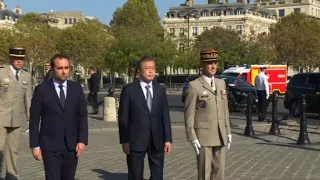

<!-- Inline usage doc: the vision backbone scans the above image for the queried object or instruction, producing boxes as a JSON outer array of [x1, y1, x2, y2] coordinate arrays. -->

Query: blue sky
[[5, 0, 211, 25]]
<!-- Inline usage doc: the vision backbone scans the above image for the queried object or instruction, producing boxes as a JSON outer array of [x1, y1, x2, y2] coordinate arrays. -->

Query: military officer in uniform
[[0, 47, 32, 180], [184, 49, 232, 180]]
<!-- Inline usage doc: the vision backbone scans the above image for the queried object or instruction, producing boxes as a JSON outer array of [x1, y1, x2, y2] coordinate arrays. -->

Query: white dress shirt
[[255, 72, 269, 95], [52, 78, 67, 98], [139, 79, 153, 99], [10, 65, 20, 78], [201, 75, 216, 91]]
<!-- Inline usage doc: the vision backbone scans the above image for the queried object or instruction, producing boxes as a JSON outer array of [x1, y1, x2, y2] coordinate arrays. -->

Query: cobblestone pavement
[[2, 110, 320, 180]]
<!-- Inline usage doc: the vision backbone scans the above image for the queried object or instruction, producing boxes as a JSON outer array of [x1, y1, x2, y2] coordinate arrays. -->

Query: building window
[[225, 10, 232, 15], [226, 25, 232, 30], [169, 28, 175, 36], [211, 11, 219, 16], [192, 27, 198, 36], [170, 13, 174, 18], [294, 8, 300, 13], [236, 10, 241, 15], [279, 9, 285, 17], [64, 18, 68, 24], [236, 25, 243, 34], [203, 27, 208, 32], [69, 18, 72, 24], [179, 43, 185, 51], [179, 28, 184, 36], [201, 11, 208, 17], [74, 18, 77, 23]]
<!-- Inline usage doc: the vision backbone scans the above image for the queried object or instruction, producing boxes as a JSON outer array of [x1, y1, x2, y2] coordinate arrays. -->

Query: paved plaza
[[1, 109, 319, 180]]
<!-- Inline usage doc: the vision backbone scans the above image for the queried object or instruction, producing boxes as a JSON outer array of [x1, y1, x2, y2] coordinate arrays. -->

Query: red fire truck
[[222, 65, 288, 95]]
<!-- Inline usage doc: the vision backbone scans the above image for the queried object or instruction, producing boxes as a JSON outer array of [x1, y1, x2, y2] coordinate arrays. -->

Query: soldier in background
[[0, 47, 32, 180], [184, 49, 232, 180]]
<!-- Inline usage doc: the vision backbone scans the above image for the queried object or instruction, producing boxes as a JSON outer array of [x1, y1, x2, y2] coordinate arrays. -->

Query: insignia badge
[[200, 101, 207, 108], [220, 90, 226, 95], [22, 81, 28, 85], [4, 87, 8, 92], [4, 78, 10, 82], [202, 91, 208, 95]]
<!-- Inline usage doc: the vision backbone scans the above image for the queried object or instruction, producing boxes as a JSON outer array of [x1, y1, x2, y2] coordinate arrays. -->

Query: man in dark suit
[[29, 54, 88, 180], [43, 63, 53, 81], [118, 56, 173, 180], [88, 67, 100, 114]]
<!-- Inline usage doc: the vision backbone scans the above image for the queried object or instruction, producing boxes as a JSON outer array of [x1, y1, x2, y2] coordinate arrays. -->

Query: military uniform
[[184, 50, 231, 180], [0, 48, 32, 180]]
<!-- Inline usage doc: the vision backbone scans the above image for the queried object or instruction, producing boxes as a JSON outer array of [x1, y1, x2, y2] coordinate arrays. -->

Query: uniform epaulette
[[23, 69, 28, 72]]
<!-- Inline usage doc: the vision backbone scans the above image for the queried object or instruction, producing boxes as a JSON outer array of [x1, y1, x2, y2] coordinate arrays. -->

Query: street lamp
[[177, 8, 200, 75], [39, 13, 59, 63]]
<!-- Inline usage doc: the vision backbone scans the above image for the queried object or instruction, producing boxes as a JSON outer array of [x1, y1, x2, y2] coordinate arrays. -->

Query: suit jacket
[[118, 80, 172, 152], [184, 76, 231, 147], [43, 69, 53, 81], [88, 73, 99, 93], [0, 65, 32, 127], [29, 80, 88, 151]]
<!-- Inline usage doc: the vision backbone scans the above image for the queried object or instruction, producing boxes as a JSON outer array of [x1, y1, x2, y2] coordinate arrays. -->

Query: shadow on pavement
[[92, 169, 127, 180], [232, 127, 297, 142], [256, 142, 320, 152]]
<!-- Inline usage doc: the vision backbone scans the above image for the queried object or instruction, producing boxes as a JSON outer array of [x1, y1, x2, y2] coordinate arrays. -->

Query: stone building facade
[[0, 0, 21, 28]]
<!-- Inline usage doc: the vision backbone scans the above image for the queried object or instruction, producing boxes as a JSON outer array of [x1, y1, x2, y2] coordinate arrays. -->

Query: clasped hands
[[122, 142, 172, 155], [191, 134, 232, 155], [32, 143, 86, 161]]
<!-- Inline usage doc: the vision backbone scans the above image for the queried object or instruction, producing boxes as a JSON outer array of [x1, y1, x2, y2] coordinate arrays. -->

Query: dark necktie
[[59, 84, 66, 108], [15, 70, 19, 81], [145, 85, 152, 111]]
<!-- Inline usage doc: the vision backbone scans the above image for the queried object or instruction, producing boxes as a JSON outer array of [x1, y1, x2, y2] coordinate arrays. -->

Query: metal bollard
[[269, 92, 281, 135], [244, 93, 255, 136], [297, 94, 311, 145]]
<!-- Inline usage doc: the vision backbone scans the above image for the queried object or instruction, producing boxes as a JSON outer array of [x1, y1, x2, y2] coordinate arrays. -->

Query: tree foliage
[[57, 20, 112, 68], [0, 28, 18, 64], [110, 0, 163, 37], [107, 0, 178, 82], [195, 27, 248, 68], [14, 13, 55, 66], [246, 33, 277, 64], [269, 13, 320, 71]]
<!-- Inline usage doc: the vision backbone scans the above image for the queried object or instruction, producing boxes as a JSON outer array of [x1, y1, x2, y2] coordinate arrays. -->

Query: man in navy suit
[[118, 56, 173, 180], [29, 54, 88, 180]]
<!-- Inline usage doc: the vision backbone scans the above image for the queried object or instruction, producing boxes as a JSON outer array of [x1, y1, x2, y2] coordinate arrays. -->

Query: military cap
[[9, 47, 26, 58], [200, 49, 218, 62]]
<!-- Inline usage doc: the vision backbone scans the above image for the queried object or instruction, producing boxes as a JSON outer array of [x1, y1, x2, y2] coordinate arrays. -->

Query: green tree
[[0, 28, 18, 64], [110, 0, 162, 37], [108, 0, 165, 82], [245, 33, 277, 64], [195, 27, 248, 68], [14, 13, 56, 67], [269, 13, 320, 71], [57, 20, 112, 69]]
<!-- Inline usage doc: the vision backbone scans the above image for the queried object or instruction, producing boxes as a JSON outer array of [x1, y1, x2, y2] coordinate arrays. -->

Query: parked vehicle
[[222, 65, 288, 96], [284, 72, 320, 117], [181, 75, 260, 113]]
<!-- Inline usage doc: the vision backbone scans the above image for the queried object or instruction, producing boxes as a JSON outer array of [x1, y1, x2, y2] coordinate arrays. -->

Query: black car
[[284, 72, 320, 117], [181, 75, 259, 112]]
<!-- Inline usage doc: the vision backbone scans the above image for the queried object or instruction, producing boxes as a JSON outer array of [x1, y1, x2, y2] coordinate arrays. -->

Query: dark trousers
[[42, 149, 78, 180], [88, 92, 98, 112], [127, 139, 164, 180], [257, 90, 267, 121]]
